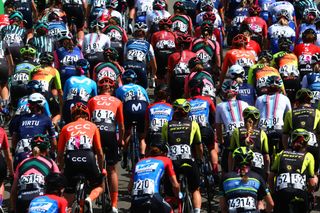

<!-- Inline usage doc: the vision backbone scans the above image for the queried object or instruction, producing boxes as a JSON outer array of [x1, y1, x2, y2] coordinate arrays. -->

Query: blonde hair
[[32, 146, 41, 157]]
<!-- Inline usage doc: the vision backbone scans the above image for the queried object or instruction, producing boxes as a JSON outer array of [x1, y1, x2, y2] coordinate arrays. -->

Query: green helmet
[[20, 44, 37, 57], [31, 134, 51, 151], [173, 98, 191, 113], [295, 88, 313, 101], [232, 147, 254, 166], [243, 106, 260, 120], [291, 128, 310, 147]]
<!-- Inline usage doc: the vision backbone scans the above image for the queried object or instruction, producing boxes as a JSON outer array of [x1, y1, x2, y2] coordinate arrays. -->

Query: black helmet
[[154, 84, 169, 100], [149, 141, 169, 154], [258, 50, 273, 62], [104, 47, 119, 61], [45, 172, 67, 192], [188, 78, 204, 96], [278, 37, 292, 51], [122, 69, 137, 84], [31, 134, 51, 151], [302, 28, 317, 42], [39, 52, 54, 65]]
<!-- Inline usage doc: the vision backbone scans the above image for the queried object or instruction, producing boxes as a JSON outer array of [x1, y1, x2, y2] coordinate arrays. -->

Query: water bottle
[[178, 192, 183, 199]]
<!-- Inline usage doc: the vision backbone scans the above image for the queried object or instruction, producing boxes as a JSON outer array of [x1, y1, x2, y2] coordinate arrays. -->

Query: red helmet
[[159, 18, 172, 28], [98, 76, 115, 87], [71, 102, 90, 120], [232, 34, 248, 47], [176, 34, 193, 44], [203, 12, 216, 22], [249, 5, 261, 16]]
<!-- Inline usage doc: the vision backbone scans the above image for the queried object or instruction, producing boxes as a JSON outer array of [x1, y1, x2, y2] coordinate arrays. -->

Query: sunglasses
[[244, 112, 260, 120], [28, 100, 43, 104], [99, 78, 115, 86], [292, 133, 310, 142], [297, 89, 313, 99], [174, 105, 190, 113], [33, 136, 45, 143]]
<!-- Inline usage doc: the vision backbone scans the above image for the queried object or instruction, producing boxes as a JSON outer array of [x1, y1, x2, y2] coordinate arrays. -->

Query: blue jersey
[[297, 24, 317, 44], [258, 0, 275, 22], [116, 83, 150, 103], [147, 102, 173, 132], [124, 39, 155, 64], [237, 83, 256, 106], [14, 61, 37, 73], [48, 21, 68, 40], [63, 75, 97, 103], [55, 46, 83, 86], [16, 96, 51, 117], [29, 195, 62, 213], [188, 98, 211, 127], [305, 73, 320, 91]]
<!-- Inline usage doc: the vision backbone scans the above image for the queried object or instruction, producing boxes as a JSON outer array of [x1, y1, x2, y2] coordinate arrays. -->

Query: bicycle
[[71, 175, 88, 213], [178, 169, 193, 213], [128, 121, 140, 172], [96, 174, 112, 213]]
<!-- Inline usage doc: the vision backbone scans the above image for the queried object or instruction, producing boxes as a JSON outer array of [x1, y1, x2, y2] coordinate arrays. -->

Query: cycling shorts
[[265, 129, 282, 155], [0, 60, 9, 85], [64, 150, 103, 193], [21, 10, 33, 29], [131, 194, 172, 213], [200, 126, 214, 150], [154, 50, 173, 80], [273, 189, 308, 213], [123, 61, 148, 89], [0, 155, 7, 185], [221, 136, 231, 173], [283, 77, 300, 102], [123, 100, 148, 133], [100, 130, 120, 166], [63, 4, 85, 29]]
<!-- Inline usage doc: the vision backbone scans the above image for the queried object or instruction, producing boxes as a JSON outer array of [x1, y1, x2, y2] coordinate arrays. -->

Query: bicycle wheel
[[203, 163, 214, 213], [131, 124, 139, 171], [101, 177, 112, 213], [181, 177, 193, 213], [71, 201, 81, 213]]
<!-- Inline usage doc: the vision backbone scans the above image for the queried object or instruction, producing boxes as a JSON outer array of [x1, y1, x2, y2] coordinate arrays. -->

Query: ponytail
[[32, 146, 41, 157]]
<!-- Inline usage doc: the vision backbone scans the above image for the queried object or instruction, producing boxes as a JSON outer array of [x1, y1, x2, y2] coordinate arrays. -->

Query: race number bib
[[231, 16, 246, 27], [311, 91, 320, 104], [62, 0, 82, 4], [279, 65, 299, 77], [106, 30, 122, 41], [67, 135, 92, 150], [97, 68, 118, 82], [262, 3, 271, 11], [259, 118, 280, 129], [197, 51, 211, 63], [19, 174, 45, 187], [202, 82, 216, 99], [169, 144, 192, 160], [12, 72, 29, 85], [38, 80, 49, 92], [127, 49, 146, 62], [92, 110, 115, 123], [49, 28, 63, 37], [256, 76, 269, 89], [150, 118, 167, 131], [61, 55, 79, 66], [173, 62, 189, 76], [252, 152, 264, 169], [299, 54, 312, 65], [276, 173, 306, 190], [228, 197, 256, 211], [189, 114, 206, 127], [156, 40, 175, 49], [85, 42, 101, 54], [307, 132, 317, 147], [15, 138, 31, 154], [235, 58, 254, 68], [133, 179, 155, 196], [3, 34, 22, 44]]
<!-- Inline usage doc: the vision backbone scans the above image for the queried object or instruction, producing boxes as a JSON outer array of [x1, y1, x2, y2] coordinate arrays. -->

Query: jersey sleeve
[[191, 121, 201, 145], [271, 151, 282, 173], [256, 174, 270, 198], [44, 100, 52, 117], [301, 75, 308, 88], [260, 130, 269, 154], [0, 128, 9, 150], [161, 122, 169, 143], [59, 197, 69, 213], [305, 152, 315, 178], [116, 101, 124, 124], [57, 128, 67, 153], [164, 157, 176, 177], [91, 81, 98, 97], [229, 128, 239, 151], [282, 111, 292, 135], [93, 125, 102, 152], [53, 69, 62, 90], [148, 43, 155, 60], [47, 118, 56, 138], [314, 109, 320, 134], [215, 105, 223, 124]]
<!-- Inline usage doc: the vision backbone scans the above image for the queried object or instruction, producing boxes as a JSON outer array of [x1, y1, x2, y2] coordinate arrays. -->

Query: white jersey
[[146, 10, 171, 30], [97, 9, 123, 27], [136, 0, 154, 17], [268, 23, 295, 39], [269, 1, 295, 23], [255, 93, 291, 131], [195, 9, 223, 29], [82, 33, 111, 55]]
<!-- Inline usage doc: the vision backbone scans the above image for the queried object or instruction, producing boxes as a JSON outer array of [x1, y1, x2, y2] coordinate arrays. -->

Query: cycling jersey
[[93, 61, 123, 82], [124, 38, 155, 64], [146, 10, 171, 34], [0, 127, 9, 182], [135, 0, 153, 18], [62, 0, 85, 29], [169, 14, 193, 35], [215, 100, 249, 137], [196, 10, 223, 29], [0, 24, 26, 47], [0, 127, 9, 151], [220, 170, 270, 212], [237, 83, 256, 106], [88, 0, 106, 22], [294, 43, 320, 77], [255, 93, 291, 131], [12, 0, 33, 29], [258, 0, 275, 22], [269, 1, 295, 26], [102, 25, 128, 60], [194, 26, 222, 47], [97, 9, 123, 27], [30, 66, 62, 93], [301, 73, 320, 107], [243, 16, 268, 39], [15, 95, 52, 117], [82, 32, 111, 58], [29, 194, 68, 213], [116, 83, 150, 103], [28, 36, 55, 59], [0, 14, 9, 30], [246, 39, 261, 57], [188, 95, 215, 127], [0, 40, 9, 84], [54, 46, 84, 86], [267, 23, 296, 54], [48, 21, 68, 41], [145, 102, 173, 134]]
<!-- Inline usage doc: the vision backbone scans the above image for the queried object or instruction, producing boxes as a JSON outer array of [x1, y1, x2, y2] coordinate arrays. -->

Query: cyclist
[[61, 0, 87, 46], [123, 22, 157, 89], [255, 76, 291, 156], [258, 0, 274, 22], [268, 129, 318, 213], [167, 34, 196, 101], [220, 147, 274, 213], [62, 59, 97, 124], [146, 0, 171, 37], [240, 23, 261, 57], [82, 20, 111, 72], [220, 34, 256, 85], [54, 33, 84, 86], [57, 102, 105, 213], [282, 89, 320, 175], [0, 36, 11, 104], [145, 84, 173, 145], [96, 0, 123, 28], [11, 93, 56, 168], [47, 11, 68, 42], [296, 8, 318, 44], [116, 70, 150, 166], [267, 9, 296, 54], [129, 141, 180, 213], [88, 76, 124, 213], [150, 18, 176, 84], [161, 99, 203, 213], [170, 1, 193, 36], [269, 1, 296, 30], [87, 0, 107, 23], [29, 173, 68, 213], [216, 80, 249, 174], [226, 64, 255, 106], [10, 134, 60, 213], [11, 0, 37, 31], [229, 106, 270, 180], [294, 28, 320, 77]]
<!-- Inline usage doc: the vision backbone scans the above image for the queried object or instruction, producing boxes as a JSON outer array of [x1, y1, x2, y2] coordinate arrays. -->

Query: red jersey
[[151, 30, 177, 51], [294, 43, 320, 63], [0, 127, 9, 150], [243, 16, 268, 38], [167, 50, 197, 77], [58, 119, 102, 152], [0, 14, 9, 29], [246, 39, 261, 56]]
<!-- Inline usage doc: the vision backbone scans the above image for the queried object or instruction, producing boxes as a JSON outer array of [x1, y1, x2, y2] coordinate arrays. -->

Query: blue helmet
[[75, 59, 90, 75], [27, 80, 42, 92], [122, 69, 137, 84]]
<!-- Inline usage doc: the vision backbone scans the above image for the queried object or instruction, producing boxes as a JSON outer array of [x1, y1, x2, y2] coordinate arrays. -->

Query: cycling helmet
[[243, 106, 260, 120], [48, 11, 60, 22], [105, 0, 118, 8], [103, 47, 119, 61], [240, 23, 254, 35], [20, 44, 37, 57], [188, 78, 204, 96], [90, 20, 105, 30], [232, 34, 248, 47], [266, 75, 283, 91], [173, 1, 185, 11], [312, 53, 320, 64], [258, 50, 273, 62], [295, 88, 313, 101], [98, 76, 115, 87], [34, 21, 49, 34], [222, 80, 239, 96], [39, 52, 54, 65], [173, 98, 191, 113], [232, 146, 254, 166], [70, 102, 90, 120], [31, 134, 51, 150], [176, 34, 193, 47], [122, 69, 137, 83], [201, 21, 213, 35], [154, 84, 169, 100], [149, 141, 169, 154], [159, 18, 173, 28], [109, 16, 121, 25], [134, 22, 148, 33], [58, 32, 72, 41], [248, 5, 261, 16], [201, 0, 214, 12], [9, 11, 23, 22], [27, 80, 42, 92], [276, 9, 290, 20], [45, 173, 67, 192], [28, 93, 46, 107], [290, 128, 310, 149], [203, 12, 216, 22], [75, 58, 90, 75], [153, 0, 166, 10], [303, 8, 319, 21], [188, 57, 203, 70], [278, 36, 293, 51], [226, 65, 245, 79], [302, 28, 317, 42]]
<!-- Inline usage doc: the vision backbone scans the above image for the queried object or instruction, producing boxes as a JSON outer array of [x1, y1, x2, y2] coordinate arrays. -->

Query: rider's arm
[[148, 45, 157, 79], [305, 153, 318, 188], [261, 130, 270, 174], [220, 51, 231, 86], [219, 197, 228, 213], [191, 121, 203, 159], [257, 175, 274, 212], [10, 170, 19, 212], [268, 152, 282, 193], [161, 122, 169, 143], [57, 128, 67, 171], [165, 157, 180, 197], [31, 0, 38, 20], [282, 111, 292, 149], [93, 126, 104, 171], [215, 105, 224, 145], [58, 197, 69, 213], [2, 130, 14, 176], [116, 102, 125, 147]]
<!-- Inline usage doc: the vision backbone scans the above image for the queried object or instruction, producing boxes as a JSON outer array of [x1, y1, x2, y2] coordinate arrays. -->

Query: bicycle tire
[[71, 202, 81, 213], [101, 177, 112, 213], [181, 176, 193, 213], [131, 124, 139, 172]]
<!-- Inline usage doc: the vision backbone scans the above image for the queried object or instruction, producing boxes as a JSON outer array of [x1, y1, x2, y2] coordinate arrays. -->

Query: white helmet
[[28, 93, 46, 107], [226, 65, 245, 79]]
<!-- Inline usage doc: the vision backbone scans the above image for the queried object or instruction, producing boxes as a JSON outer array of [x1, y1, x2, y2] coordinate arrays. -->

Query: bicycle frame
[[72, 176, 87, 213], [129, 121, 140, 172], [178, 173, 193, 213]]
